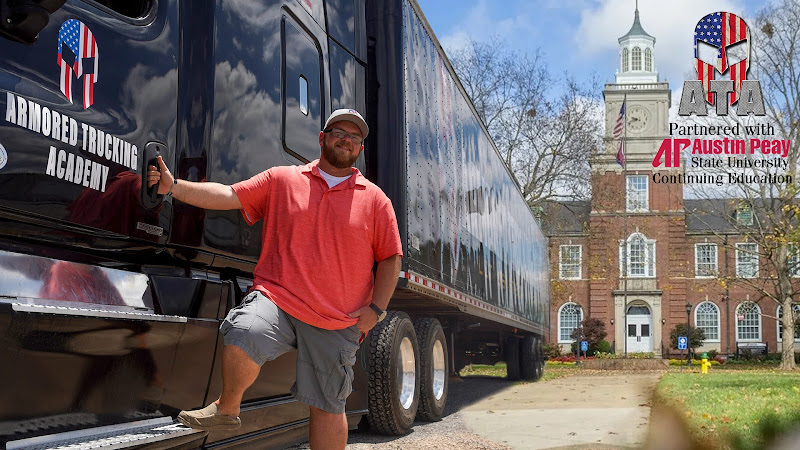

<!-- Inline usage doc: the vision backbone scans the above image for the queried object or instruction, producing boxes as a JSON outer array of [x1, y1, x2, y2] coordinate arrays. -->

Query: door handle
[[141, 141, 167, 209]]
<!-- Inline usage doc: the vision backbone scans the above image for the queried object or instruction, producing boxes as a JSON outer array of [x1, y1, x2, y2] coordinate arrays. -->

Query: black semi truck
[[0, 0, 550, 448]]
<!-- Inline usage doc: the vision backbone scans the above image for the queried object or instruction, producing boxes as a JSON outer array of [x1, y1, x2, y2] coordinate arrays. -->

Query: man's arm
[[350, 253, 402, 333], [147, 156, 242, 210]]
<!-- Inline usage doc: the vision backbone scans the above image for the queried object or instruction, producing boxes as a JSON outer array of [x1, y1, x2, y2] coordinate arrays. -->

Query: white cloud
[[576, 0, 748, 86], [431, 0, 538, 54]]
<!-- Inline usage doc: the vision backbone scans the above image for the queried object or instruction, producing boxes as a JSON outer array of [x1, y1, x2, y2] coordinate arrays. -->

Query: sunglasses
[[324, 128, 363, 145]]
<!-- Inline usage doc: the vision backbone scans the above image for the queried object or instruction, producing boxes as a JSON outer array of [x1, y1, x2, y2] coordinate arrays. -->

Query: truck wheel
[[505, 336, 521, 381], [413, 318, 448, 421], [521, 336, 542, 381], [367, 311, 420, 435], [536, 337, 546, 380]]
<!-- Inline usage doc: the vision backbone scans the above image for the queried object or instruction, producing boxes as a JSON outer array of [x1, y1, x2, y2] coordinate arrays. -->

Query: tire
[[521, 336, 543, 381], [505, 336, 521, 381], [536, 337, 546, 380], [413, 318, 448, 422], [367, 311, 420, 435]]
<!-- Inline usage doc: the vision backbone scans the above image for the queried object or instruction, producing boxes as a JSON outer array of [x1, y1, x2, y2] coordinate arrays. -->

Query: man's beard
[[322, 140, 360, 169]]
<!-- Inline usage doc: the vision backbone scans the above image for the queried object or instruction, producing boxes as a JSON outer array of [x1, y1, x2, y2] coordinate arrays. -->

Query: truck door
[[0, 0, 178, 245]]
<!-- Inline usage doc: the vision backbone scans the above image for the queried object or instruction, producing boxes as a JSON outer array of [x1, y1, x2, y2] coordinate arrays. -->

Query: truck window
[[329, 38, 365, 112], [282, 16, 323, 162], [88, 0, 152, 18], [325, 0, 355, 51]]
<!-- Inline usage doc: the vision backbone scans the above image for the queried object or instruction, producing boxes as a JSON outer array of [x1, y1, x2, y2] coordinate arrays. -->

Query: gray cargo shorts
[[219, 290, 362, 414]]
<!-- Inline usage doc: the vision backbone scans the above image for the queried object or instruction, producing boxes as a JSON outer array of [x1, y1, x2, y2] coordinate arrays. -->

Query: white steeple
[[615, 3, 658, 84]]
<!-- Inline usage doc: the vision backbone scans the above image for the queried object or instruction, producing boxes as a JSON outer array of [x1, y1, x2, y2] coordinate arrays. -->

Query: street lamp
[[685, 302, 692, 366]]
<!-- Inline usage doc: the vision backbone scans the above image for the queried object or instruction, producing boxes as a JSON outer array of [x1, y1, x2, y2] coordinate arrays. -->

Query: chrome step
[[6, 417, 205, 449]]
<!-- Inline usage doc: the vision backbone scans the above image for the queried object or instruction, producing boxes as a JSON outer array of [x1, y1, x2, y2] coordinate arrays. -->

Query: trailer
[[0, 0, 549, 448]]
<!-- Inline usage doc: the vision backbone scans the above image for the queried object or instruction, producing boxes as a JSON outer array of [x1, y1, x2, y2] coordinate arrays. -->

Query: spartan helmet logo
[[694, 12, 750, 105], [57, 19, 99, 109]]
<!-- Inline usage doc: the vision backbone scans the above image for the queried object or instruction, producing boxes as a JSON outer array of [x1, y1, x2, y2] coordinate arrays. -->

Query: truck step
[[6, 417, 205, 450]]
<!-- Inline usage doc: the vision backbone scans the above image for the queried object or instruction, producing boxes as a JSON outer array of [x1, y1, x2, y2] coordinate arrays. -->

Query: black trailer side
[[362, 0, 551, 434]]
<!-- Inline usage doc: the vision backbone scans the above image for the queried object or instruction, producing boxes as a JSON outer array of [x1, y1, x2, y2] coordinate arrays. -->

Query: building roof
[[619, 9, 655, 43], [541, 200, 590, 236], [684, 198, 774, 233]]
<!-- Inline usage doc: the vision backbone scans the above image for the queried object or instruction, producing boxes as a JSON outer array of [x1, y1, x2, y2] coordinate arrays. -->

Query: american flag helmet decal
[[57, 19, 99, 109], [694, 12, 750, 106]]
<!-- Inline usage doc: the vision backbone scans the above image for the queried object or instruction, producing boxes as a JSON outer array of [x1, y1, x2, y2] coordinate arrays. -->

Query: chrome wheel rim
[[432, 340, 446, 400], [399, 337, 416, 409]]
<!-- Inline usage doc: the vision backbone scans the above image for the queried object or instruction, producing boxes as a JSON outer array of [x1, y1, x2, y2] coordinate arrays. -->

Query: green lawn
[[656, 370, 800, 449], [458, 362, 578, 382]]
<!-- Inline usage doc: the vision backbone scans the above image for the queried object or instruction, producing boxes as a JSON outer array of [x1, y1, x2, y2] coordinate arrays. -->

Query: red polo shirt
[[232, 160, 403, 330]]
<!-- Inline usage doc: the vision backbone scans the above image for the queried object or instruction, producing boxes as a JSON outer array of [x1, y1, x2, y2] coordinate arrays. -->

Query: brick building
[[542, 8, 799, 358]]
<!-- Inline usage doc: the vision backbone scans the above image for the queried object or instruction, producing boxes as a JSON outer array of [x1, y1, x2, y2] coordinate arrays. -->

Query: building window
[[695, 302, 720, 341], [644, 48, 652, 72], [735, 243, 759, 278], [631, 47, 642, 71], [695, 243, 718, 278], [620, 232, 655, 278], [559, 245, 582, 279], [777, 304, 800, 342], [789, 244, 799, 277], [736, 302, 761, 341], [558, 303, 583, 342], [736, 204, 754, 226], [622, 48, 629, 72], [626, 175, 648, 212]]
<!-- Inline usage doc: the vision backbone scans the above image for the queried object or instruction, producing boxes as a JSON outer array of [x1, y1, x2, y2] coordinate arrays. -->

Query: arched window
[[620, 232, 655, 278], [695, 302, 720, 341], [632, 47, 642, 71], [558, 303, 583, 342], [736, 302, 761, 341], [777, 304, 800, 341], [644, 48, 652, 72], [622, 48, 629, 73]]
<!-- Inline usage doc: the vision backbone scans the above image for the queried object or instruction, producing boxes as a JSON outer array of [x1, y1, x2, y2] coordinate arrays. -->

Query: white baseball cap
[[324, 109, 369, 139]]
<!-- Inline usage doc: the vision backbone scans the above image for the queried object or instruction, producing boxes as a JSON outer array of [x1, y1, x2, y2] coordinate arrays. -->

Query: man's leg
[[308, 406, 348, 450], [215, 344, 261, 417]]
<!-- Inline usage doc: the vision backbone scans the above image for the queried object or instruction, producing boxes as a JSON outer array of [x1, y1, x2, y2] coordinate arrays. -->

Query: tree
[[448, 37, 603, 208], [682, 0, 800, 370], [570, 317, 608, 354], [669, 324, 706, 358]]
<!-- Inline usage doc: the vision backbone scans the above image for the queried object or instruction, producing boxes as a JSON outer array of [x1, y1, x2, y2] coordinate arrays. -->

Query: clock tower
[[596, 5, 671, 172], [589, 5, 681, 357]]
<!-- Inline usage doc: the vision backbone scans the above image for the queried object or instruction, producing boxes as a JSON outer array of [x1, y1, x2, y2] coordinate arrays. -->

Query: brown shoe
[[177, 403, 241, 431]]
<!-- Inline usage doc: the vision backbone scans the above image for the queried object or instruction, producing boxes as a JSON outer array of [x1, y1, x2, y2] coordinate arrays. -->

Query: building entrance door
[[626, 305, 652, 353]]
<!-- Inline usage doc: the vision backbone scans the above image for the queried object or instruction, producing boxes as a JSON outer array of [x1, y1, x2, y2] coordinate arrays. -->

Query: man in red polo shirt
[[147, 109, 402, 449]]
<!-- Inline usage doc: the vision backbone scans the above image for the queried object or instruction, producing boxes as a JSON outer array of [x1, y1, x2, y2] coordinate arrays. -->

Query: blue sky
[[415, 0, 760, 99]]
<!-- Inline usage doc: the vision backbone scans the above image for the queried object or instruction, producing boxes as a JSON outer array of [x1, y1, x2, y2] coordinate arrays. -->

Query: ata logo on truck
[[57, 19, 99, 110]]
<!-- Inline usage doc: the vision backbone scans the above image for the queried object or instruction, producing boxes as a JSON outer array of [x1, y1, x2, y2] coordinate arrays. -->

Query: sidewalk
[[460, 371, 664, 449]]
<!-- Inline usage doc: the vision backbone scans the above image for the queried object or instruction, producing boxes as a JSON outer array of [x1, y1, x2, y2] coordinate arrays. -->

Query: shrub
[[569, 318, 609, 355], [628, 352, 655, 359], [595, 352, 619, 359], [706, 349, 718, 359], [570, 317, 607, 347], [669, 324, 706, 354], [594, 340, 612, 355], [542, 343, 561, 360]]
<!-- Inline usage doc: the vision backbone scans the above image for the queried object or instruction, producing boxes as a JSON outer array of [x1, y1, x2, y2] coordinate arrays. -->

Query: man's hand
[[349, 305, 379, 334], [147, 156, 174, 195]]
